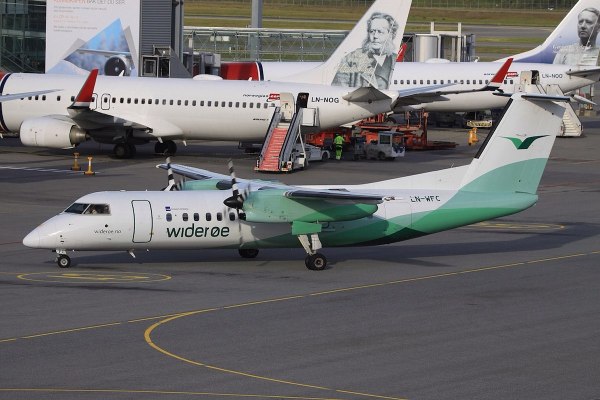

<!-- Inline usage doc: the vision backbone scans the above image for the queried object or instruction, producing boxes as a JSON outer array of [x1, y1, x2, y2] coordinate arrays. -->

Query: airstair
[[255, 107, 304, 172], [516, 76, 583, 137], [255, 92, 316, 173], [544, 84, 582, 137]]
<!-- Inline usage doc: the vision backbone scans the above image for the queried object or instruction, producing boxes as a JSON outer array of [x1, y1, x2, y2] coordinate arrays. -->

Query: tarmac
[[0, 116, 599, 399]]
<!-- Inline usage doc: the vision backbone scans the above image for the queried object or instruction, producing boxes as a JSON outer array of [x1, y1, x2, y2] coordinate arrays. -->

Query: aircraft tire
[[114, 143, 131, 159], [57, 254, 71, 268], [154, 141, 167, 154], [239, 248, 259, 258], [305, 253, 327, 271], [127, 143, 137, 157], [165, 140, 177, 155]]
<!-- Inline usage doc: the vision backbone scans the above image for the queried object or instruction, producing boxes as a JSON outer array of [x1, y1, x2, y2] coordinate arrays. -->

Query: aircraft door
[[132, 200, 153, 243], [101, 93, 112, 110], [279, 92, 295, 121]]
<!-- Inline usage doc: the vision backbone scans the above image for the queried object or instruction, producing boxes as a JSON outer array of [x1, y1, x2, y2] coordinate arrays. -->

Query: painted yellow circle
[[17, 271, 171, 284], [464, 222, 565, 231]]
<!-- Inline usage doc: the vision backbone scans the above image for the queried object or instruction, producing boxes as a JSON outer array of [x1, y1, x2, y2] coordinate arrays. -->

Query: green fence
[[187, 0, 577, 10]]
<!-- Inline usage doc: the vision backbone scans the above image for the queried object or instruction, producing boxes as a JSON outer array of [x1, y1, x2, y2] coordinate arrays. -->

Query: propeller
[[223, 160, 248, 219], [162, 156, 181, 191]]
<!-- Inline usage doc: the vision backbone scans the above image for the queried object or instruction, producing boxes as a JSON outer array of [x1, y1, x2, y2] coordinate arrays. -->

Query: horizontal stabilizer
[[566, 67, 600, 77], [342, 86, 393, 102]]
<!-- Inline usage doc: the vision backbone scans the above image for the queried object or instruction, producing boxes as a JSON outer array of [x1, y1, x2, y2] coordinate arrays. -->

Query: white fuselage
[[22, 188, 453, 252], [258, 61, 597, 112], [0, 73, 395, 141]]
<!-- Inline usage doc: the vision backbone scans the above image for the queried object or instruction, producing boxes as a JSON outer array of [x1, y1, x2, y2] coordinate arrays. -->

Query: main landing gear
[[155, 140, 177, 156], [298, 233, 327, 271], [113, 142, 137, 159]]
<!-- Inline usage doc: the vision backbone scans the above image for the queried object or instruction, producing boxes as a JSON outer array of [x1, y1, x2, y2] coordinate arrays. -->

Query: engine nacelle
[[105, 55, 132, 76], [20, 117, 88, 149]]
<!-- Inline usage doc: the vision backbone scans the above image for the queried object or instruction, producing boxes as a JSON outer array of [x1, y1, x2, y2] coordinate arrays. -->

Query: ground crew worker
[[334, 133, 344, 160]]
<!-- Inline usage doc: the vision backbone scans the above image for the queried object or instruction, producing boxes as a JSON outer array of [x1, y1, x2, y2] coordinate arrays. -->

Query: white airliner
[[221, 0, 600, 112], [0, 0, 416, 158], [23, 92, 568, 270], [0, 0, 516, 158]]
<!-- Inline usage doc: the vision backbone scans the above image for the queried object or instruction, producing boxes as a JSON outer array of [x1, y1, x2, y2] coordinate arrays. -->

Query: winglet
[[486, 58, 513, 90], [69, 69, 98, 109]]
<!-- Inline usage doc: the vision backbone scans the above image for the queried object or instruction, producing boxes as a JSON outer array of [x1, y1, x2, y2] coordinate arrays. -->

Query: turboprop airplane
[[23, 92, 568, 270], [0, 0, 419, 159], [219, 0, 600, 112]]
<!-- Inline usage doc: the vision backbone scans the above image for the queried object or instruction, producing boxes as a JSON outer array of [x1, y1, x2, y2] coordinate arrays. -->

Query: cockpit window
[[64, 203, 89, 214], [64, 203, 110, 214], [84, 204, 110, 215]]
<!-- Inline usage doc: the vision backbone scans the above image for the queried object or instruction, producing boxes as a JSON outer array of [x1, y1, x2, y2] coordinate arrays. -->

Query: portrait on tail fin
[[553, 6, 600, 66], [332, 12, 400, 89]]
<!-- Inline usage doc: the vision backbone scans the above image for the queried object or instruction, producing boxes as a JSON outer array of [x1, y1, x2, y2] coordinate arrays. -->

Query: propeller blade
[[223, 160, 246, 218], [162, 156, 179, 191]]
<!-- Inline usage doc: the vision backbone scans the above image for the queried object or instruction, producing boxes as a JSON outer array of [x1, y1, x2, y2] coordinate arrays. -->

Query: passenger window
[[166, 213, 172, 222], [127, 98, 131, 104], [207, 101, 212, 106], [134, 98, 139, 104], [170, 100, 174, 105], [193, 213, 199, 222], [200, 101, 205, 106], [222, 101, 226, 107], [57, 95, 61, 101], [217, 212, 223, 221], [206, 213, 212, 221], [229, 212, 236, 221], [426, 80, 430, 84], [177, 100, 181, 106], [162, 99, 166, 105], [192, 100, 196, 106], [182, 213, 188, 221], [235, 102, 239, 108], [249, 103, 254, 108], [242, 102, 246, 108]]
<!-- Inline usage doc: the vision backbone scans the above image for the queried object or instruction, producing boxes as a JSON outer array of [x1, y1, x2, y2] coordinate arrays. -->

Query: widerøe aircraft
[[23, 92, 568, 270], [221, 0, 600, 112], [0, 0, 416, 158]]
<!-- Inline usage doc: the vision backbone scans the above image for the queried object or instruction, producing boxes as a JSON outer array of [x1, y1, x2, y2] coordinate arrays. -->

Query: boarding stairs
[[516, 82, 582, 137], [255, 107, 304, 172], [544, 84, 582, 137]]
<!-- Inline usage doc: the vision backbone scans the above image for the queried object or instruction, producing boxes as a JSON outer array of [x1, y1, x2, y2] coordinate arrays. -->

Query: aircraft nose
[[23, 229, 40, 248]]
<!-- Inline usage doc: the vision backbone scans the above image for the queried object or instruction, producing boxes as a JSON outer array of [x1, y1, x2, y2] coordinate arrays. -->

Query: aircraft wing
[[64, 68, 183, 137], [158, 163, 390, 214], [0, 89, 61, 102], [392, 58, 513, 109]]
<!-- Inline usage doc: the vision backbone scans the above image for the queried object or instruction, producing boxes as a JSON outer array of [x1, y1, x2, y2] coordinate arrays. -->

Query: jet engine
[[104, 55, 132, 76], [20, 117, 88, 148]]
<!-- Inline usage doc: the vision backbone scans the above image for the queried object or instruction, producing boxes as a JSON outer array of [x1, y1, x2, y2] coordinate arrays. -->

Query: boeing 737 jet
[[0, 0, 417, 158], [0, 0, 516, 158], [23, 92, 568, 270], [221, 0, 600, 113]]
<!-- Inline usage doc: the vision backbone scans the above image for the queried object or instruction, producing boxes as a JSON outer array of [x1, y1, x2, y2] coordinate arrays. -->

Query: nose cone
[[23, 229, 40, 248]]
